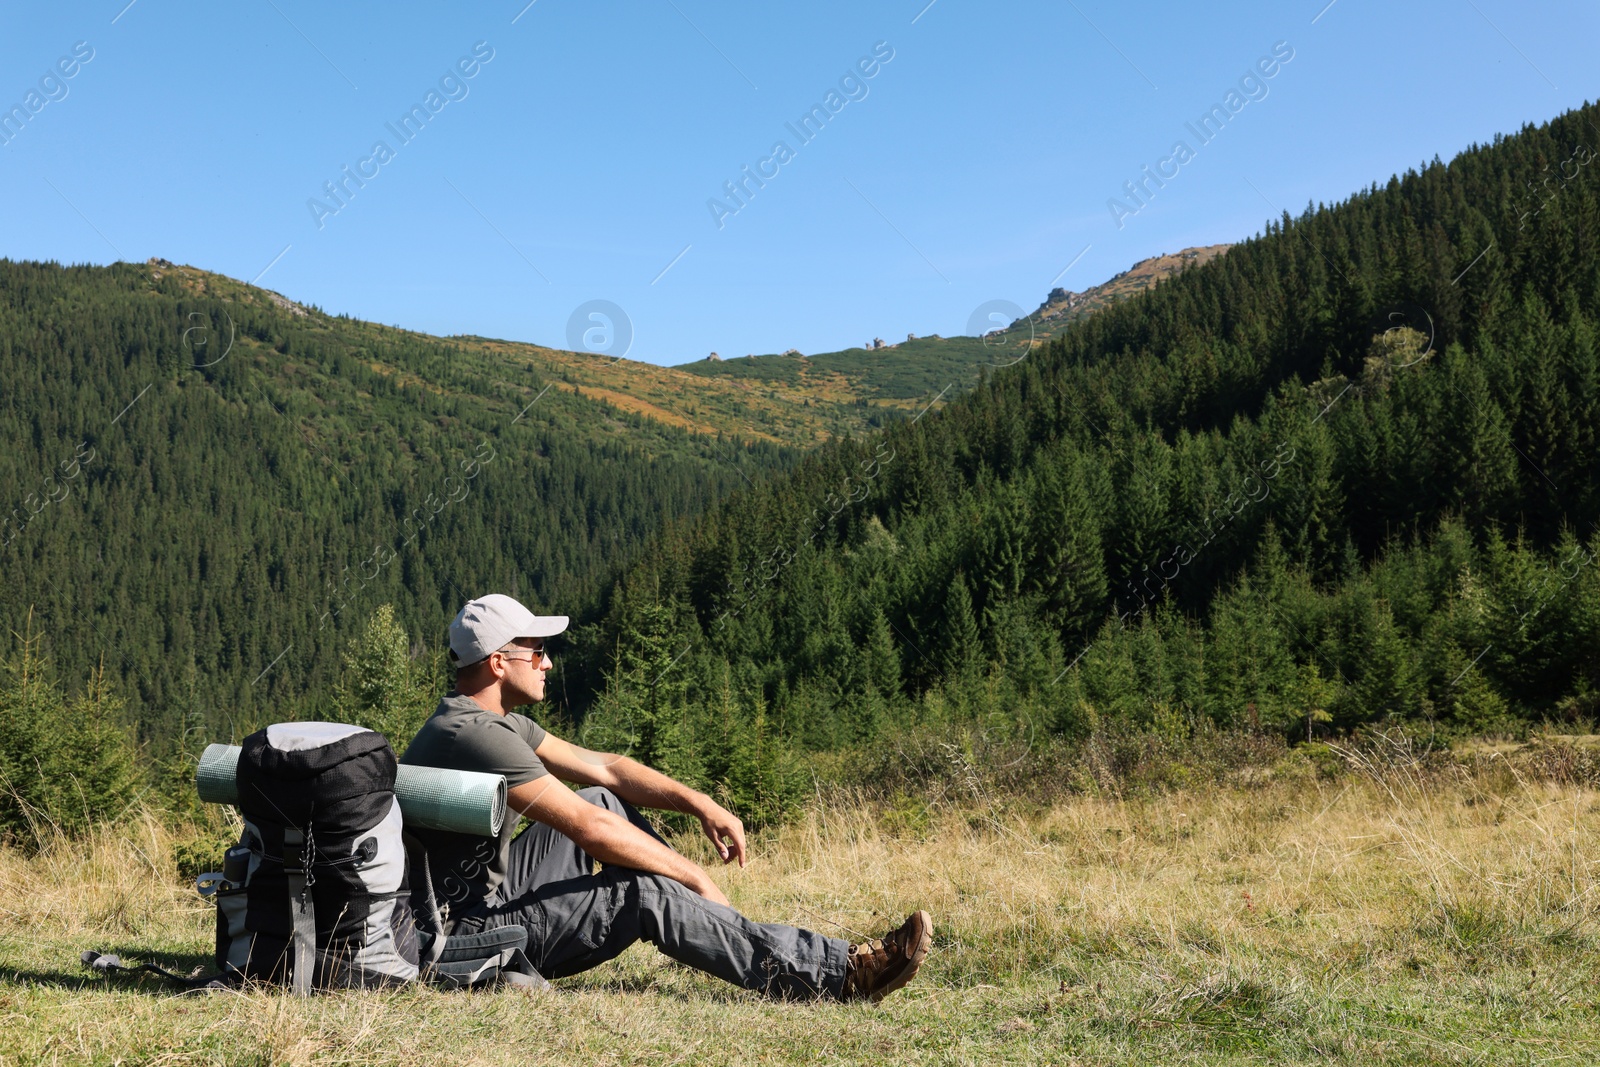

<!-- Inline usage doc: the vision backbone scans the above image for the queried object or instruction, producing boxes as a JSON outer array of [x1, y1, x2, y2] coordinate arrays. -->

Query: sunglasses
[[495, 645, 550, 665]]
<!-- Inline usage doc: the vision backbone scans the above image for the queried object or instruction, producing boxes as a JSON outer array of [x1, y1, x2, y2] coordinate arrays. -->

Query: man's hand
[[509, 776, 732, 905], [536, 733, 752, 868], [697, 798, 747, 868]]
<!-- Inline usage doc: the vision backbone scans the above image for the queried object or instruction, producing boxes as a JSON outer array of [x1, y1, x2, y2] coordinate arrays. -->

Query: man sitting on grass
[[401, 593, 931, 1001]]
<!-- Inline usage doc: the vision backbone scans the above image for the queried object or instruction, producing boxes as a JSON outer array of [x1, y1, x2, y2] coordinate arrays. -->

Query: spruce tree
[[0, 616, 142, 844], [861, 607, 902, 700], [1029, 454, 1108, 640], [331, 604, 435, 749], [939, 572, 981, 682]]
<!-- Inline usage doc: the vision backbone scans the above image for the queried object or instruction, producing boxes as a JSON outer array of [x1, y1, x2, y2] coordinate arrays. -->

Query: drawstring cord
[[300, 826, 316, 901]]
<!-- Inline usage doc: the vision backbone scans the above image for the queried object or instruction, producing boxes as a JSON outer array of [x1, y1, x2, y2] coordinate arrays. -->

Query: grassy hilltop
[[673, 244, 1233, 404]]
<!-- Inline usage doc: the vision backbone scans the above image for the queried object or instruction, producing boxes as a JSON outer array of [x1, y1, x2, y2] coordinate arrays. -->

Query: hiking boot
[[842, 910, 932, 1002]]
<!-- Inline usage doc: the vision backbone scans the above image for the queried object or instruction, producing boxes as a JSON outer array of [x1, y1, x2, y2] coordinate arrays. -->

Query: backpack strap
[[426, 925, 548, 990], [282, 826, 317, 996], [401, 830, 447, 969], [81, 950, 240, 991], [397, 832, 549, 992]]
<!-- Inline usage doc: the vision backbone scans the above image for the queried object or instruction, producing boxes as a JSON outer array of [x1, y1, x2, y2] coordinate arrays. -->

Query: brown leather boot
[[841, 910, 932, 1002]]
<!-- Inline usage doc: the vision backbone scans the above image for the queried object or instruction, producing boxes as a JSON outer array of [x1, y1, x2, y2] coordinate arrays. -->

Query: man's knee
[[575, 786, 667, 844], [576, 786, 625, 813]]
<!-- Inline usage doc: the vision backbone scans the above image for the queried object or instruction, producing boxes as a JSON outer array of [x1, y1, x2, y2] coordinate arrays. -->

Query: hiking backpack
[[84, 721, 541, 992], [213, 721, 420, 991]]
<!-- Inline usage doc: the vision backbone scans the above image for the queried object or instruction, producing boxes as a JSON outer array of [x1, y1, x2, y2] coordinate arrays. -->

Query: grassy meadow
[[5, 734, 1600, 1065]]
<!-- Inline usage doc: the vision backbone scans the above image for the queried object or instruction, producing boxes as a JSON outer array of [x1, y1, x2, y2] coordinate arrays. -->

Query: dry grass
[[5, 745, 1600, 1064], [465, 337, 904, 449]]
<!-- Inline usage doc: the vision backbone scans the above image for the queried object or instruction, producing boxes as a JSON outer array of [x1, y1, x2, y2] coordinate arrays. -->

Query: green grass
[[677, 334, 1029, 402], [6, 744, 1600, 1064]]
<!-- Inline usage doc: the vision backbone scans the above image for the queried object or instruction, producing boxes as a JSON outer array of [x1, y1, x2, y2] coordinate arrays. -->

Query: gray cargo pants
[[453, 787, 850, 999]]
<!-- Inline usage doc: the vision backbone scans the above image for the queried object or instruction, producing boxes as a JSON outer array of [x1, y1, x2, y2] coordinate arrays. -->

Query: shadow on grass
[[555, 963, 817, 1004], [2, 946, 215, 995], [8, 950, 839, 1004]]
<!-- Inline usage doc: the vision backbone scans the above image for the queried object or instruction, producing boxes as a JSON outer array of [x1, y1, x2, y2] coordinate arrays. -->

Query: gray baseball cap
[[449, 593, 568, 665]]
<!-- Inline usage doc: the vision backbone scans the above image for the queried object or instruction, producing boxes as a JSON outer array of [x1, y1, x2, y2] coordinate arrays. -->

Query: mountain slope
[[1020, 243, 1232, 340], [572, 102, 1600, 759], [5, 241, 1206, 739], [0, 258, 797, 738], [451, 251, 1188, 444], [452, 333, 915, 446], [671, 245, 1232, 404]]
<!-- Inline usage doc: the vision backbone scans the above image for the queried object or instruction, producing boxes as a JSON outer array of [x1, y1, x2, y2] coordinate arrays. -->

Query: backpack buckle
[[193, 873, 236, 898]]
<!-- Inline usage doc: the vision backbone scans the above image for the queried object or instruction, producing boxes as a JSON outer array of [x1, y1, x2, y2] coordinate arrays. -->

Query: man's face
[[494, 637, 551, 706]]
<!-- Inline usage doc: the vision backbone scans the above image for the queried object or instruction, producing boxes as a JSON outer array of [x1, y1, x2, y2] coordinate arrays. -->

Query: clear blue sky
[[2, 1, 1596, 365]]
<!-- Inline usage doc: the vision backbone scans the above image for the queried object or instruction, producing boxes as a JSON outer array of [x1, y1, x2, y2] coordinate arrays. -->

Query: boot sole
[[869, 910, 932, 1003]]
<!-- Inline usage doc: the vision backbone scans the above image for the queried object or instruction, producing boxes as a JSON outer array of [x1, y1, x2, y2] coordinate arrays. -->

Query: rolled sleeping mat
[[392, 760, 509, 838], [196, 743, 507, 837]]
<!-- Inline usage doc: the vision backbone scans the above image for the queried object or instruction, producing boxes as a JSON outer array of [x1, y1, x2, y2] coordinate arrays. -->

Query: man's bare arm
[[506, 775, 731, 906], [534, 733, 748, 867]]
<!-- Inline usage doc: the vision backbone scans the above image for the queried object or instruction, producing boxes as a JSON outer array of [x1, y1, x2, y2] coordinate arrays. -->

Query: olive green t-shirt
[[399, 693, 548, 916]]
